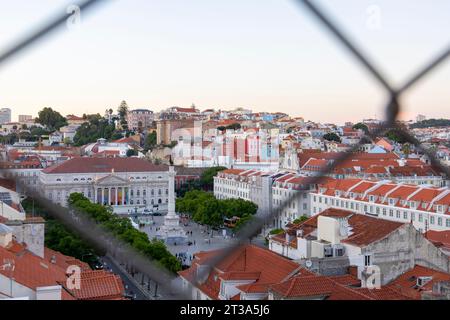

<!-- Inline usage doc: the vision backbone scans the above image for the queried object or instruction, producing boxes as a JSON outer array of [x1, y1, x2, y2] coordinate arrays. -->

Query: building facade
[[127, 109, 154, 131], [39, 157, 170, 213], [0, 108, 11, 125], [310, 179, 450, 233]]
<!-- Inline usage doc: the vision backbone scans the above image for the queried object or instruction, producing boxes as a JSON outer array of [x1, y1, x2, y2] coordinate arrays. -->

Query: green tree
[[36, 107, 67, 131], [73, 114, 118, 146], [117, 100, 129, 131], [352, 123, 369, 134], [323, 132, 341, 143], [126, 149, 138, 157], [226, 123, 241, 131], [144, 131, 157, 151], [176, 190, 257, 229], [293, 215, 309, 224], [410, 118, 450, 129], [385, 129, 407, 144], [200, 166, 227, 190], [68, 193, 181, 273]]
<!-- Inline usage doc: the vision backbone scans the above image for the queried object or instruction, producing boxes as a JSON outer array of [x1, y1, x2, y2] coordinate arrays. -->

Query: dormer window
[[369, 195, 374, 202], [422, 203, 427, 209]]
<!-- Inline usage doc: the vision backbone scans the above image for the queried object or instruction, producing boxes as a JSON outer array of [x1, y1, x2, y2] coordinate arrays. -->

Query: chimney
[[50, 255, 57, 264]]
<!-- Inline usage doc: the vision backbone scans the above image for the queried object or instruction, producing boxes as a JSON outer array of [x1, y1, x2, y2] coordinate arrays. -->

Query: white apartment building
[[213, 169, 316, 229], [269, 208, 450, 285], [0, 108, 11, 125], [310, 179, 450, 233], [271, 174, 315, 228], [214, 169, 283, 218], [39, 157, 171, 213]]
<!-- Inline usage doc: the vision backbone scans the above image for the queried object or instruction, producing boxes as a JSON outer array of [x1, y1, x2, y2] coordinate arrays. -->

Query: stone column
[[167, 166, 176, 217], [122, 187, 125, 205], [101, 188, 105, 204], [94, 188, 98, 204], [115, 188, 118, 206], [108, 188, 111, 205]]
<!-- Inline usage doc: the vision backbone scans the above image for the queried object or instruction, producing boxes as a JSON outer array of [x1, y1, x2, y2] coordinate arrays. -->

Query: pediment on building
[[95, 174, 128, 186]]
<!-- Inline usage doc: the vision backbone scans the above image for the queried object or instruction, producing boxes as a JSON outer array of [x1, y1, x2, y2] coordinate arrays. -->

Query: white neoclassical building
[[39, 157, 170, 213]]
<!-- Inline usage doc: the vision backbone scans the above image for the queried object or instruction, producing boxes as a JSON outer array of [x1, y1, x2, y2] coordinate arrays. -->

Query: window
[[364, 255, 372, 267], [419, 214, 423, 222], [438, 217, 442, 226], [446, 219, 450, 228], [430, 216, 435, 225], [403, 212, 408, 220]]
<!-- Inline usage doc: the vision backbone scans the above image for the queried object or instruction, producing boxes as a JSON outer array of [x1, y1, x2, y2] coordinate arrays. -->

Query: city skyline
[[1, 0, 450, 124]]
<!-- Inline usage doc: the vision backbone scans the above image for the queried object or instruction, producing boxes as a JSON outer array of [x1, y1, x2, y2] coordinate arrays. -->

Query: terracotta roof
[[409, 188, 443, 203], [42, 157, 168, 174], [179, 245, 300, 299], [273, 208, 404, 248], [0, 242, 125, 300], [271, 272, 411, 300], [68, 272, 125, 300], [220, 271, 261, 281], [341, 214, 404, 247], [388, 265, 450, 299], [425, 230, 450, 248], [270, 275, 368, 300]]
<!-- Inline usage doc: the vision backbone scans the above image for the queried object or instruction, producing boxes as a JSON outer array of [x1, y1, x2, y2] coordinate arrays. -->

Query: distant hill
[[410, 119, 450, 129]]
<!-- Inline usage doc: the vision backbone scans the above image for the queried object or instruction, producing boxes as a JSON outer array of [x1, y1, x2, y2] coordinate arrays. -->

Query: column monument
[[157, 166, 187, 245]]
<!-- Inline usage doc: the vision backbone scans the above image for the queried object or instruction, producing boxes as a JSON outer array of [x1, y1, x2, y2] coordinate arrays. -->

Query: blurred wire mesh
[[0, 0, 449, 300]]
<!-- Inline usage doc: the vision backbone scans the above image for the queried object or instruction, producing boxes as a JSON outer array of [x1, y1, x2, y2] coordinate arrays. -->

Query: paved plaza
[[140, 214, 239, 266]]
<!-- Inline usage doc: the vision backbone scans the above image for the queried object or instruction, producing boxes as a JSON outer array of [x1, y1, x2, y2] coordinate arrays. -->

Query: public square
[[141, 214, 239, 266]]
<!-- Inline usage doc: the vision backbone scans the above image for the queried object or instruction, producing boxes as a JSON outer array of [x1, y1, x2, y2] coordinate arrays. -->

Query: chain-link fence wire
[[0, 0, 449, 300]]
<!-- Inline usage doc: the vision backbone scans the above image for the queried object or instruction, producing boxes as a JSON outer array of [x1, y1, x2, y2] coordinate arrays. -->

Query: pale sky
[[0, 0, 449, 124]]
